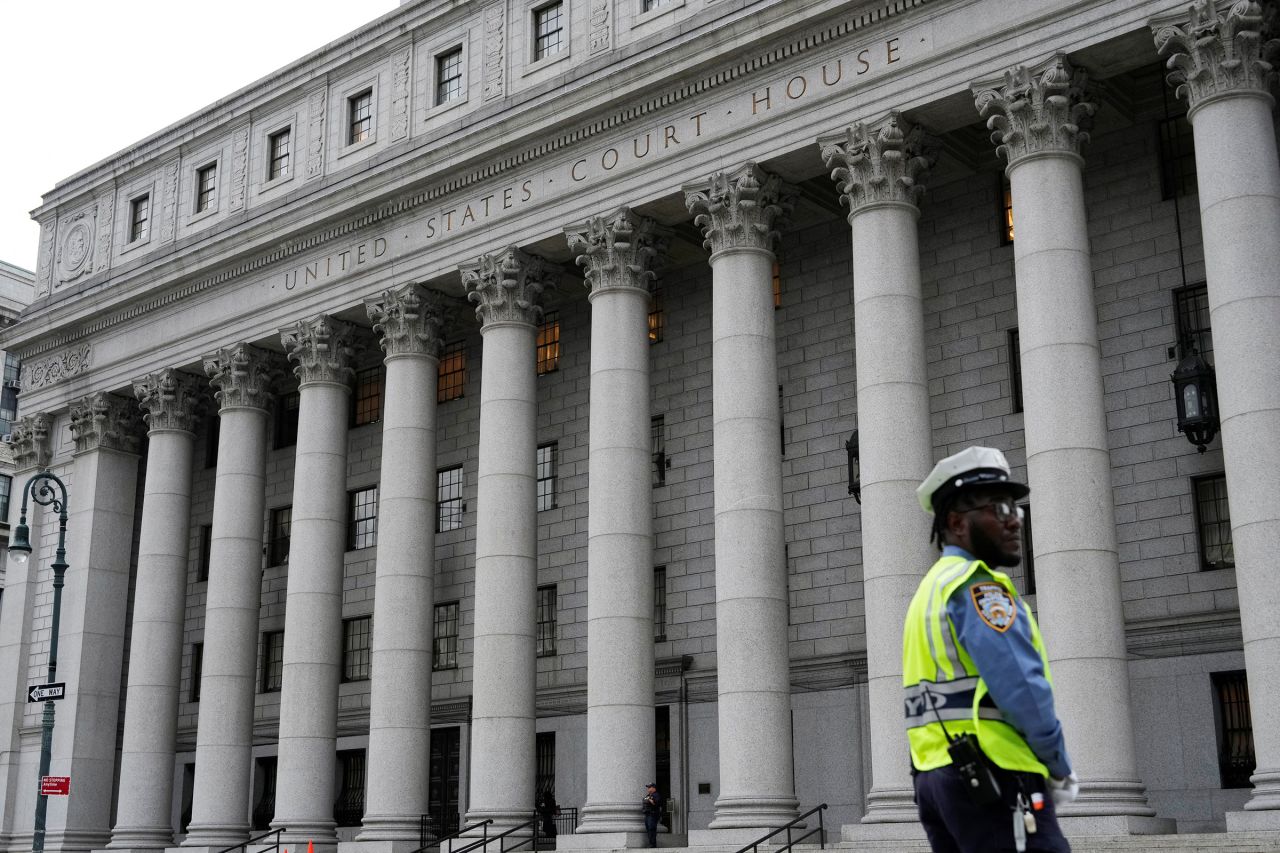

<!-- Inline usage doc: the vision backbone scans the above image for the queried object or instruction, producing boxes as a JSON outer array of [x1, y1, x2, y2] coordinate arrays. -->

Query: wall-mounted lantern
[[846, 429, 861, 504], [1171, 349, 1219, 453]]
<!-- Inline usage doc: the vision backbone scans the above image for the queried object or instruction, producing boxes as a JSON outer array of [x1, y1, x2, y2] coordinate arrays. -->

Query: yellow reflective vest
[[902, 554, 1052, 777]]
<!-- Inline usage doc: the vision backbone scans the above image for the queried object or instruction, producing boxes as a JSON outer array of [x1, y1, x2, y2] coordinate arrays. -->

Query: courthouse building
[[1, 0, 1279, 850]]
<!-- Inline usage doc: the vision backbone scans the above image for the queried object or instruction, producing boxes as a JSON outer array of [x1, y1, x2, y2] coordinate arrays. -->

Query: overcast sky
[[0, 0, 399, 275]]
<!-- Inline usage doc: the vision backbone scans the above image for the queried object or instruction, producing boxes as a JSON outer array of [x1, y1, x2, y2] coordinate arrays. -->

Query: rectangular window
[[433, 602, 459, 670], [190, 643, 203, 702], [772, 261, 782, 308], [334, 749, 367, 826], [1213, 670, 1255, 788], [536, 312, 560, 375], [348, 486, 379, 551], [275, 390, 301, 449], [269, 506, 292, 567], [196, 163, 218, 213], [352, 365, 384, 426], [0, 474, 11, 523], [348, 89, 373, 145], [998, 177, 1014, 244], [252, 757, 278, 831], [536, 585, 557, 657], [261, 631, 284, 692], [536, 443, 557, 511], [648, 288, 665, 343], [533, 2, 565, 60], [1174, 283, 1213, 363], [1008, 328, 1024, 414], [342, 616, 372, 682], [129, 195, 151, 242], [205, 417, 220, 469], [1159, 114, 1198, 200], [1194, 473, 1235, 570], [651, 416, 666, 487], [268, 128, 291, 181], [438, 340, 466, 403], [0, 385, 16, 435], [197, 524, 213, 582], [654, 566, 667, 642], [535, 731, 556, 795], [2, 353, 19, 386], [436, 48, 464, 105], [643, 0, 674, 9], [1019, 503, 1036, 596], [437, 466, 464, 533]]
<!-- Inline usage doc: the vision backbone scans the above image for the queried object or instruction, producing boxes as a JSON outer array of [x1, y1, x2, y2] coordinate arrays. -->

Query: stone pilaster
[[819, 112, 937, 829], [185, 344, 279, 848], [461, 249, 552, 830], [273, 316, 359, 848], [109, 371, 203, 849], [973, 57, 1167, 833], [357, 285, 447, 845], [684, 165, 799, 834], [1156, 1, 1280, 827], [566, 210, 663, 839]]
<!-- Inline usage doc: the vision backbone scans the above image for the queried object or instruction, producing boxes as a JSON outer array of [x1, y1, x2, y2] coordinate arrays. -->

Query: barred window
[[537, 312, 560, 375], [772, 261, 781, 308], [1193, 474, 1234, 570], [348, 486, 379, 551], [196, 163, 218, 213], [129, 195, 150, 242], [268, 128, 291, 181], [261, 631, 284, 692], [342, 616, 372, 682], [205, 417, 220, 469], [334, 749, 367, 826], [348, 90, 373, 145], [437, 466, 464, 533], [352, 366, 384, 426], [648, 288, 665, 343], [651, 416, 666, 487], [536, 585, 557, 657], [1008, 328, 1024, 414], [269, 506, 292, 567], [654, 566, 667, 642], [536, 731, 556, 795], [438, 341, 466, 403], [275, 391, 301, 449], [533, 2, 564, 60], [437, 48, 464, 105], [537, 444, 557, 511], [197, 524, 213, 582], [1019, 503, 1036, 596], [433, 602, 459, 670], [190, 643, 203, 702], [1213, 671, 1255, 789], [1159, 114, 1197, 200], [1174, 283, 1213, 363], [252, 757, 277, 831]]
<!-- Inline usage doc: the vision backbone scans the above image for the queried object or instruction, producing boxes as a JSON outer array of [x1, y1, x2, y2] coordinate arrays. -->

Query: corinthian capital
[[280, 315, 361, 387], [819, 111, 939, 216], [973, 54, 1097, 165], [1154, 0, 1277, 111], [9, 413, 53, 471], [69, 392, 143, 455], [133, 368, 204, 435], [683, 163, 794, 254], [462, 247, 556, 328], [365, 283, 448, 358], [565, 208, 666, 295], [203, 343, 280, 412]]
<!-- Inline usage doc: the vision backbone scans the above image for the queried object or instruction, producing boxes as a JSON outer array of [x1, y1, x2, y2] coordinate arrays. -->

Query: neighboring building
[[0, 262, 34, 558], [0, 1, 1277, 852]]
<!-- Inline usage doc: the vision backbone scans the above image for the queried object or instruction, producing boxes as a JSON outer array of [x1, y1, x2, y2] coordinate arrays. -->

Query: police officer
[[903, 446, 1079, 853]]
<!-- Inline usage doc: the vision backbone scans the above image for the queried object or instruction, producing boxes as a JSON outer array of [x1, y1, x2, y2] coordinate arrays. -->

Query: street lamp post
[[8, 471, 70, 853]]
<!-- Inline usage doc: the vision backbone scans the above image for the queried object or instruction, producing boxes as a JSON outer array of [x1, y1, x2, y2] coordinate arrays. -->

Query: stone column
[[461, 247, 553, 829], [272, 316, 360, 849], [684, 164, 799, 832], [1155, 1, 1280, 828], [0, 416, 53, 850], [565, 210, 663, 841], [974, 56, 1165, 832], [357, 285, 446, 845], [185, 344, 278, 849], [819, 113, 938, 827], [44, 393, 143, 853], [109, 370, 204, 850]]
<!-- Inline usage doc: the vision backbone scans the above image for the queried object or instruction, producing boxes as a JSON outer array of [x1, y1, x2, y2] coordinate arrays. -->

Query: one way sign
[[27, 683, 65, 703]]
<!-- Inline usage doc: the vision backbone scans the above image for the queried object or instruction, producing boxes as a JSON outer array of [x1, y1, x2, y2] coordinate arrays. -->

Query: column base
[[707, 795, 799, 830], [577, 801, 646, 834], [840, 821, 928, 843], [559, 831, 687, 849], [180, 822, 251, 848], [857, 785, 918, 824], [105, 826, 174, 849], [1056, 814, 1176, 836], [46, 829, 112, 852], [274, 818, 338, 851], [354, 816, 422, 844], [1228, 809, 1280, 832]]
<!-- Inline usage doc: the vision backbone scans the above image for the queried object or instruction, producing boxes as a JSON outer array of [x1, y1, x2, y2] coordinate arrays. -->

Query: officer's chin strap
[[973, 683, 1037, 852]]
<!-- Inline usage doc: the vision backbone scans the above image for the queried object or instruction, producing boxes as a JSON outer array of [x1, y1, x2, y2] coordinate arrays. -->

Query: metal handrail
[[214, 827, 284, 853], [733, 803, 828, 853], [447, 815, 539, 853], [415, 818, 493, 853]]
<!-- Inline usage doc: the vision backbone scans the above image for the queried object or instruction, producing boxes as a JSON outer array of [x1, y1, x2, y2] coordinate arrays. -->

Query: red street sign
[[39, 776, 69, 796]]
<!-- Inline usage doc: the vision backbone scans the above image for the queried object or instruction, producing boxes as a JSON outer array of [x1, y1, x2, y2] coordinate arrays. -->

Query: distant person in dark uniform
[[641, 782, 664, 848], [536, 788, 559, 838]]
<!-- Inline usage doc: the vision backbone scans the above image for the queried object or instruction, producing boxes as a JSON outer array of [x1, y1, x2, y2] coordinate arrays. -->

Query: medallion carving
[[22, 344, 91, 390], [1154, 0, 1277, 110], [684, 163, 794, 254], [566, 208, 665, 294], [973, 54, 1096, 165], [133, 368, 205, 434], [280, 315, 360, 387], [462, 247, 554, 327], [365, 283, 448, 358], [56, 207, 95, 284], [203, 343, 279, 412], [9, 414, 53, 471], [819, 111, 939, 215], [69, 392, 143, 455]]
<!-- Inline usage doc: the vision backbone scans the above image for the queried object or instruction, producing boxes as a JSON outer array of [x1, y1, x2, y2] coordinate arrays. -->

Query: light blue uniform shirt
[[941, 545, 1073, 778]]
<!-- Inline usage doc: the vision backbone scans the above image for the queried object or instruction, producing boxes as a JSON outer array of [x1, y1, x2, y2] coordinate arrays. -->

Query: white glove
[[1048, 773, 1079, 807]]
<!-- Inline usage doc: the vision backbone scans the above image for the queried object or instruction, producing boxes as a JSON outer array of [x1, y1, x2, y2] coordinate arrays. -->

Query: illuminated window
[[1213, 670, 1255, 788], [347, 486, 379, 550], [268, 128, 291, 181], [437, 48, 463, 105], [536, 585, 557, 656], [772, 261, 781, 308], [1194, 474, 1234, 570], [342, 617, 371, 682], [433, 602, 459, 670], [261, 631, 284, 692], [533, 2, 564, 60], [129, 195, 150, 243], [438, 341, 466, 403], [999, 177, 1014, 244], [537, 312, 560, 375], [648, 288, 665, 343], [196, 163, 218, 213], [348, 89, 373, 145], [537, 443, 557, 511], [437, 466, 464, 532], [352, 366, 384, 426], [268, 506, 292, 566]]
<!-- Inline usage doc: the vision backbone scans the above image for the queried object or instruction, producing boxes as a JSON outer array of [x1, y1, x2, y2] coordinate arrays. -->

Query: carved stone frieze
[[280, 315, 360, 387], [22, 344, 91, 391], [483, 3, 506, 101], [56, 206, 96, 284], [566, 208, 666, 295], [133, 368, 204, 435], [229, 125, 250, 211], [95, 188, 115, 275], [203, 343, 279, 412], [35, 217, 56, 299], [68, 392, 143, 455], [589, 0, 611, 54], [973, 54, 1097, 166], [684, 163, 794, 254], [307, 88, 327, 181], [819, 111, 939, 215], [9, 414, 53, 471], [365, 283, 448, 358], [462, 247, 554, 328], [159, 159, 180, 244], [1154, 0, 1277, 111], [391, 47, 412, 142]]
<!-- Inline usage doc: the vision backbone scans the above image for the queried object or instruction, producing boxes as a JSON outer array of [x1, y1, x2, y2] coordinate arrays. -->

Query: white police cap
[[916, 446, 1029, 515]]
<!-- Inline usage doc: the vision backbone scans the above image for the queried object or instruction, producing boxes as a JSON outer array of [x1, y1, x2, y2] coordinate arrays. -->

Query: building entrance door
[[429, 727, 461, 837]]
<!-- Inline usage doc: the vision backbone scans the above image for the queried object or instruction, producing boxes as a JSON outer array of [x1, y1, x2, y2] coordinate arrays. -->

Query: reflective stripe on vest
[[903, 677, 1006, 728]]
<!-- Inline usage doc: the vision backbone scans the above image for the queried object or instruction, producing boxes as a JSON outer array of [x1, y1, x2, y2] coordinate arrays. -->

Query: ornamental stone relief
[[684, 163, 794, 254], [133, 368, 205, 434], [819, 110, 939, 215], [21, 344, 91, 390], [203, 342, 280, 412], [35, 218, 55, 299], [280, 315, 361, 387], [229, 125, 250, 211], [973, 54, 1097, 165], [69, 392, 143, 455], [589, 0, 611, 54], [463, 247, 554, 327], [56, 206, 96, 285], [94, 188, 115, 275], [483, 3, 505, 101], [1154, 0, 1277, 110], [307, 89, 327, 181], [9, 413, 53, 471], [365, 283, 448, 358], [391, 47, 412, 142], [566, 208, 666, 294], [159, 159, 180, 244]]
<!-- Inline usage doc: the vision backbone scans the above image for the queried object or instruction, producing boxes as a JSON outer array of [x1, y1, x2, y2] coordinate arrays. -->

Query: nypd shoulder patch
[[970, 582, 1017, 633]]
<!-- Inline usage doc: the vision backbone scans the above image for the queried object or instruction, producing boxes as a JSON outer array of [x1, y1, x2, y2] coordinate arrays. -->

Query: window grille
[[437, 48, 464, 104], [433, 602, 459, 670], [252, 756, 278, 830], [536, 585, 557, 657], [438, 341, 466, 403], [1174, 283, 1213, 363], [205, 417, 220, 469], [1213, 671, 1255, 789], [197, 524, 213, 582], [334, 750, 367, 826], [269, 506, 292, 567], [772, 262, 781, 308], [261, 631, 284, 692], [654, 566, 667, 642], [348, 90, 373, 145], [651, 416, 666, 486], [196, 163, 217, 212], [535, 731, 556, 795], [1193, 474, 1234, 570], [537, 444, 557, 511], [268, 128, 291, 180], [275, 391, 301, 449], [437, 467, 464, 532], [342, 616, 372, 682], [648, 288, 665, 343], [537, 312, 560, 375], [1008, 328, 1024, 413], [190, 643, 203, 702], [352, 366, 384, 426], [1159, 114, 1198, 200], [1019, 503, 1036, 596], [348, 486, 379, 550], [534, 3, 564, 60]]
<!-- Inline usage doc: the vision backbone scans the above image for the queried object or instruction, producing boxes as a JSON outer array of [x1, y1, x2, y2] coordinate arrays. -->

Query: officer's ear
[[943, 502, 970, 542]]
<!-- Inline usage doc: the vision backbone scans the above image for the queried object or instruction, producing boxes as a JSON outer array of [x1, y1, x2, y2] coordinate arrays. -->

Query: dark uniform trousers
[[914, 764, 1071, 853]]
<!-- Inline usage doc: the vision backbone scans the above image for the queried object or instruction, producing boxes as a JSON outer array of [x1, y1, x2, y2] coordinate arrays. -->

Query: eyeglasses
[[962, 497, 1024, 523]]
